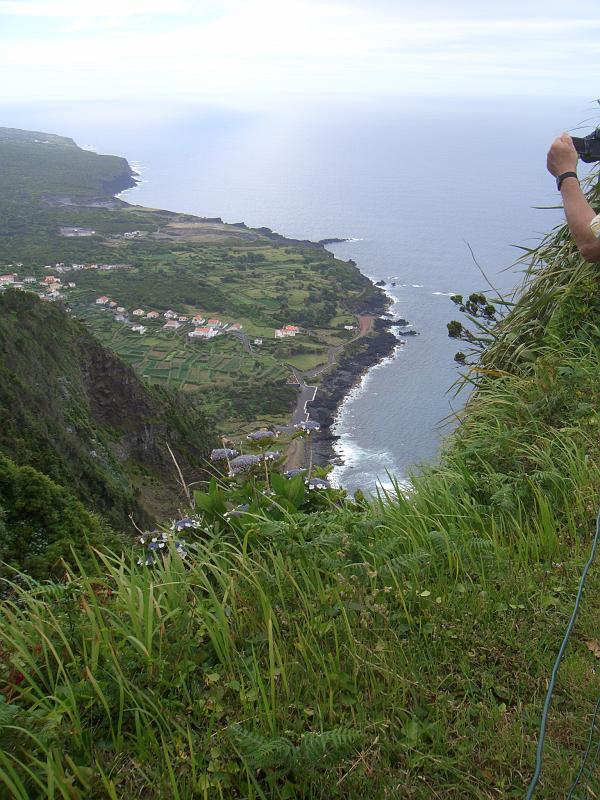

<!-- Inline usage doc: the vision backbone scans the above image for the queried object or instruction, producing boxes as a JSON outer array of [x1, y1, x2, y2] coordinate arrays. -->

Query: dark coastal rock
[[307, 319, 398, 467], [397, 329, 419, 336], [100, 162, 138, 195], [375, 280, 386, 286], [318, 237, 350, 246]]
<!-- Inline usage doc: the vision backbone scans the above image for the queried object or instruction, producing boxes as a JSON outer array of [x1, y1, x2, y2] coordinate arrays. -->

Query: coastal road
[[283, 314, 375, 471]]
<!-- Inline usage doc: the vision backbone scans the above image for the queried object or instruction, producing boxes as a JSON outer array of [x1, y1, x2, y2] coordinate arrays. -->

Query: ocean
[[1, 94, 594, 492]]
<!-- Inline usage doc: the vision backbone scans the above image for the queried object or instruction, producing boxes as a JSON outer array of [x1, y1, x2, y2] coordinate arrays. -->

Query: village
[[0, 262, 328, 343]]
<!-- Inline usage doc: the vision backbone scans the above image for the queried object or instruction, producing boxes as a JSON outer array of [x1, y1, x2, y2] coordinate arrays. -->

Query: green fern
[[297, 727, 361, 767], [228, 725, 361, 772], [228, 726, 294, 769]]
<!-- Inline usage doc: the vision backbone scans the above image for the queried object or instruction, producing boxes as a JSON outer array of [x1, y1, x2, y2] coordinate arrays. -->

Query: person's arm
[[547, 132, 600, 263]]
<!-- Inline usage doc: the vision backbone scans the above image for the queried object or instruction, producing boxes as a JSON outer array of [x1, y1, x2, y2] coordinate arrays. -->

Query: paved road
[[283, 315, 375, 470], [228, 329, 253, 354]]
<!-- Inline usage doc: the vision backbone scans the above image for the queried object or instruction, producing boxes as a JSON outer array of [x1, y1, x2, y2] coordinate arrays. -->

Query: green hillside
[[0, 290, 216, 530]]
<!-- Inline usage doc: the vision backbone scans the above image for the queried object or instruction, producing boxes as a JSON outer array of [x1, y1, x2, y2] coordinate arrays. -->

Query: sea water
[[1, 94, 593, 492]]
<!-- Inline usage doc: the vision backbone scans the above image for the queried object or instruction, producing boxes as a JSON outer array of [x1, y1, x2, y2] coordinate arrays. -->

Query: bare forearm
[[547, 132, 600, 262], [560, 179, 600, 261]]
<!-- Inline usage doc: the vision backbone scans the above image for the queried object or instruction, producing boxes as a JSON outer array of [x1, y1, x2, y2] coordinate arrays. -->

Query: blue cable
[[524, 507, 600, 799], [566, 695, 600, 799]]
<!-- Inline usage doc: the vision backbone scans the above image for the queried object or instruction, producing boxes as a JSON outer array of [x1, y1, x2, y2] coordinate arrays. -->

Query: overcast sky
[[0, 0, 598, 102]]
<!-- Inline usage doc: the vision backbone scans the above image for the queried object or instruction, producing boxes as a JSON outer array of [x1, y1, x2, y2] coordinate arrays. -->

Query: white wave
[[81, 144, 97, 152], [432, 291, 457, 297], [411, 284, 424, 288], [331, 343, 404, 429], [389, 326, 409, 338], [365, 274, 402, 312]]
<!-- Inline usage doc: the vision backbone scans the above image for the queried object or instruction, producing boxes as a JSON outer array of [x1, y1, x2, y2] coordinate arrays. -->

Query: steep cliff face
[[0, 291, 215, 529]]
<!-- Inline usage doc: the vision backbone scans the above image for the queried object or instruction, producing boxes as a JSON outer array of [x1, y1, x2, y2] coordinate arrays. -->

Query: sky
[[0, 0, 599, 102]]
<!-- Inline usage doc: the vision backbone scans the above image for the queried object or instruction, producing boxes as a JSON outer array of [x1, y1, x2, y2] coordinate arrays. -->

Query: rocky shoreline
[[101, 161, 139, 196], [306, 317, 399, 468]]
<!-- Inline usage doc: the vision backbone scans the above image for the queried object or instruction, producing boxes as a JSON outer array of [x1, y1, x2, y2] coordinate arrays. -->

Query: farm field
[[59, 237, 373, 425]]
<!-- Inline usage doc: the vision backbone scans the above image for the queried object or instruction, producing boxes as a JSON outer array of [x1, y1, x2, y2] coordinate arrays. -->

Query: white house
[[164, 310, 178, 320], [132, 325, 147, 334], [275, 326, 298, 338], [95, 296, 110, 305], [189, 327, 218, 339], [132, 308, 145, 316]]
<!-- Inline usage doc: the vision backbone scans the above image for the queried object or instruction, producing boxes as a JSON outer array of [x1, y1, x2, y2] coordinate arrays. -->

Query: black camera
[[572, 127, 600, 163]]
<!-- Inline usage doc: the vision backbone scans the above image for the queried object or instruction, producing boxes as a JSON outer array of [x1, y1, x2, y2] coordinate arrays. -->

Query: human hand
[[547, 132, 578, 177]]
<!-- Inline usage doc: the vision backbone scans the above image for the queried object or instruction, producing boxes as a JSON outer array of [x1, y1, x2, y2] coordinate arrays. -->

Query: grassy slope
[[1, 177, 600, 797], [0, 290, 216, 529]]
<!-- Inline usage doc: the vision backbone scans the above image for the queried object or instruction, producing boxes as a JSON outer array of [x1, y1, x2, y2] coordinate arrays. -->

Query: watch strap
[[557, 171, 579, 191]]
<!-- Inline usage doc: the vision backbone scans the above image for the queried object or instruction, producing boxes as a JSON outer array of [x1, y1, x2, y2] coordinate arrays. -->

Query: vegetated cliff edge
[[0, 291, 216, 530]]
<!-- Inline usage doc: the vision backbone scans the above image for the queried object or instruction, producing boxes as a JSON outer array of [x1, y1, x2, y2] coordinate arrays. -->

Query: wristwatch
[[556, 171, 579, 191]]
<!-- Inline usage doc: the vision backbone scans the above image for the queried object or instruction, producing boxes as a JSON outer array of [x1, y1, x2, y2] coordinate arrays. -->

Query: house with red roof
[[188, 327, 219, 339]]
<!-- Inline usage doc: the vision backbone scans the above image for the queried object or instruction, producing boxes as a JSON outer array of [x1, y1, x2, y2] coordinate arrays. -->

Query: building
[[132, 325, 147, 334], [95, 296, 110, 305], [192, 315, 206, 325], [275, 325, 299, 338], [132, 309, 145, 316], [164, 310, 178, 320], [43, 276, 59, 285], [207, 318, 221, 327], [67, 282, 76, 288], [344, 325, 357, 331], [146, 311, 159, 319], [229, 323, 242, 330], [178, 316, 189, 323], [188, 327, 218, 339], [108, 301, 118, 308], [254, 338, 263, 345], [115, 314, 127, 322], [23, 277, 36, 284], [116, 306, 126, 314], [163, 320, 181, 330]]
